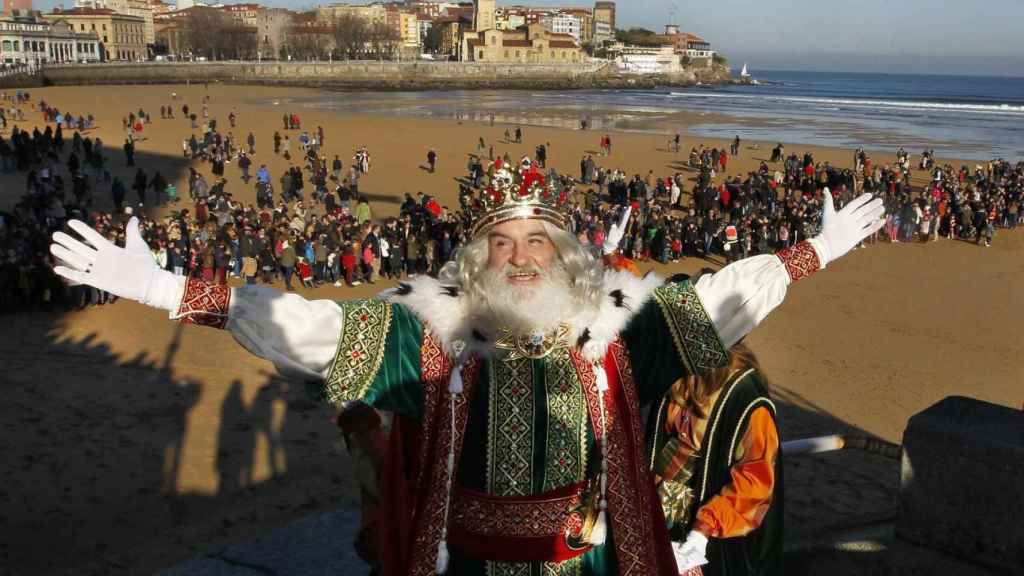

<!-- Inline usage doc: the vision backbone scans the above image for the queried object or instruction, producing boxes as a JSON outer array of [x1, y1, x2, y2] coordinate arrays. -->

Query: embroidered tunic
[[168, 241, 824, 576]]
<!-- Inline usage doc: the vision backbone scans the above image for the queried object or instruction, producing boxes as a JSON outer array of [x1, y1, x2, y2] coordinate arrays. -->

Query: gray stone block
[[897, 396, 1024, 571], [160, 507, 368, 576]]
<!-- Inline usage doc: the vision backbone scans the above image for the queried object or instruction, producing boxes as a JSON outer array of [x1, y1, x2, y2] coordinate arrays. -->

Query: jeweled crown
[[471, 167, 570, 239]]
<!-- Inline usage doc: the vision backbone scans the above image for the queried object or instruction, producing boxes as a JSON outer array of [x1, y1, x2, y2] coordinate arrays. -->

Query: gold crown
[[471, 167, 570, 239]]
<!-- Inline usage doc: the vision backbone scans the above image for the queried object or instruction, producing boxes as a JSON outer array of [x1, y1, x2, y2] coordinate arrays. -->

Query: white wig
[[438, 221, 605, 311]]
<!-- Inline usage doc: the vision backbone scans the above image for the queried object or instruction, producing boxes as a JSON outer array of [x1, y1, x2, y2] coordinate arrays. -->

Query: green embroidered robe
[[307, 277, 729, 576]]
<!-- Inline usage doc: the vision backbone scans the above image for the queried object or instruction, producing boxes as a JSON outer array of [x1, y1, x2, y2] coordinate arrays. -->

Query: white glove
[[672, 530, 709, 573], [602, 205, 632, 255], [50, 217, 181, 311], [813, 191, 886, 266]]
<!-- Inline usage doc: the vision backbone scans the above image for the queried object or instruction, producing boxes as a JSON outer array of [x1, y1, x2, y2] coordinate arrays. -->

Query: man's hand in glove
[[602, 205, 632, 255], [50, 217, 181, 311], [813, 190, 886, 266], [672, 530, 709, 574]]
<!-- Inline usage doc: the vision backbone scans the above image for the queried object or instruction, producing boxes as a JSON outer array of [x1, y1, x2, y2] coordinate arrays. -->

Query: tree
[[331, 14, 369, 59], [183, 8, 256, 60], [615, 27, 664, 47], [422, 22, 443, 54], [367, 21, 399, 60], [712, 53, 729, 66]]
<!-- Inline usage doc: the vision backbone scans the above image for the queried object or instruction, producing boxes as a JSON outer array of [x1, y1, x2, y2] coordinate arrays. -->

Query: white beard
[[470, 263, 582, 337]]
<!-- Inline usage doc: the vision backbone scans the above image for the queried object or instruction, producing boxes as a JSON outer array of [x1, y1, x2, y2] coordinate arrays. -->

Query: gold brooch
[[494, 325, 571, 361]]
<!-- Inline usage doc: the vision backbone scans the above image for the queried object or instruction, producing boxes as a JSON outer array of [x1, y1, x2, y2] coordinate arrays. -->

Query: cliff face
[[33, 61, 733, 91]]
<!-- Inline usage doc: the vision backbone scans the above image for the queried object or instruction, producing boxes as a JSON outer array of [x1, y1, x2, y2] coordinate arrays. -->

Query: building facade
[[593, 1, 614, 43], [315, 2, 387, 28], [0, 11, 100, 66], [75, 0, 154, 47], [465, 22, 584, 63], [461, 1, 586, 63], [540, 13, 580, 43], [46, 7, 146, 61]]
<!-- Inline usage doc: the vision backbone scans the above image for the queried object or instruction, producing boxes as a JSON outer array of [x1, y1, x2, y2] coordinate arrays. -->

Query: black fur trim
[[472, 329, 488, 343], [609, 289, 630, 310], [576, 328, 592, 349], [442, 286, 460, 298], [396, 283, 414, 296], [666, 273, 691, 285]]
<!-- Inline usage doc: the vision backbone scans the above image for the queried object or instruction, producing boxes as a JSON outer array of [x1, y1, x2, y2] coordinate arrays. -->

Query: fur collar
[[386, 271, 663, 363]]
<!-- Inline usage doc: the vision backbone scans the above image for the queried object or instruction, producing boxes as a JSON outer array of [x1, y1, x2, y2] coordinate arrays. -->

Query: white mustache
[[503, 265, 543, 278]]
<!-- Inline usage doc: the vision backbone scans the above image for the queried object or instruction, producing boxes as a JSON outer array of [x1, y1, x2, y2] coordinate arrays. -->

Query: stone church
[[461, 0, 586, 63]]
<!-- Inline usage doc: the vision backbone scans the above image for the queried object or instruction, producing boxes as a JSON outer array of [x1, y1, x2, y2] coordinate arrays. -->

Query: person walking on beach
[[123, 138, 135, 167], [427, 149, 437, 174], [731, 135, 741, 156], [515, 125, 522, 143]]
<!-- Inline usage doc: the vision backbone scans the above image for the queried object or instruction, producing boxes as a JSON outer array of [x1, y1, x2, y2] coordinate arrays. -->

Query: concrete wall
[[33, 60, 731, 90]]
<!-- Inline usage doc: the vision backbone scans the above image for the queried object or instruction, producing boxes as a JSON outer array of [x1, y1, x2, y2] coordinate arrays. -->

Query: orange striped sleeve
[[693, 406, 778, 538]]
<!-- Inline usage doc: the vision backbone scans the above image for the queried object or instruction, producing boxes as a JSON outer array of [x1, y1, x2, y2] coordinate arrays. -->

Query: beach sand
[[1, 84, 1021, 574]]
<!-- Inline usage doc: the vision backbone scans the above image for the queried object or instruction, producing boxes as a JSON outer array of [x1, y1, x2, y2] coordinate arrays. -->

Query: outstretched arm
[[51, 217, 342, 381], [695, 191, 885, 348]]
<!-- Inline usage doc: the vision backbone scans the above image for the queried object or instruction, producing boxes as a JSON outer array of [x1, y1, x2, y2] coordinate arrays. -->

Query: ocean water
[[675, 69, 1024, 161], [293, 70, 1024, 161]]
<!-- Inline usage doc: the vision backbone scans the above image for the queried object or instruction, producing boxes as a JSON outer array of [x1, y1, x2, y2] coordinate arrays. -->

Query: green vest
[[648, 370, 783, 576]]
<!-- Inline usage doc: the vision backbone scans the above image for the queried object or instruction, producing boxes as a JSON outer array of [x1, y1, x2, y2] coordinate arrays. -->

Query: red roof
[[503, 40, 531, 47], [51, 7, 116, 16], [549, 41, 577, 49]]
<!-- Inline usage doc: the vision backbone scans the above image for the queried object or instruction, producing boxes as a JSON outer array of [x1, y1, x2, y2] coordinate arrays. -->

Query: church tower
[[474, 0, 496, 32]]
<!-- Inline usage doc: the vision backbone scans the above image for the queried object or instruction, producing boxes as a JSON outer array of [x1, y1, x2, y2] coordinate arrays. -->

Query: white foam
[[667, 92, 1024, 115]]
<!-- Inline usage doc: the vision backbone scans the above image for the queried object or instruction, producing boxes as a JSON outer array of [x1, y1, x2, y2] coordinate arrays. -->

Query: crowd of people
[[0, 92, 1021, 315]]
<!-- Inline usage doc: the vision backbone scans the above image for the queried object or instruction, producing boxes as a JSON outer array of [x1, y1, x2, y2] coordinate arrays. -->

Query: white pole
[[781, 435, 846, 456]]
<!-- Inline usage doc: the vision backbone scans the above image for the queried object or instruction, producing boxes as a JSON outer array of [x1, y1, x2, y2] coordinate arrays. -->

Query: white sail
[[740, 63, 750, 77]]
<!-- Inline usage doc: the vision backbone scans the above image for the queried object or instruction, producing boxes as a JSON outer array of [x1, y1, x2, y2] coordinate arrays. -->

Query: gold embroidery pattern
[[489, 357, 536, 496], [409, 335, 480, 576], [321, 300, 392, 408], [418, 332, 449, 477], [487, 559, 582, 576], [487, 563, 531, 576], [450, 488, 585, 538], [544, 557, 583, 575], [652, 282, 728, 375], [543, 348, 588, 491], [609, 344, 662, 574]]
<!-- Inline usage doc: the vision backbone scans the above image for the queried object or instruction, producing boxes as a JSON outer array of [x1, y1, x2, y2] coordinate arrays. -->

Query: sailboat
[[739, 63, 759, 85]]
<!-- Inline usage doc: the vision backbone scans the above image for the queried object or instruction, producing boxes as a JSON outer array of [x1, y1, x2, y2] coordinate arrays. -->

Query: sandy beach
[[1, 84, 1021, 575]]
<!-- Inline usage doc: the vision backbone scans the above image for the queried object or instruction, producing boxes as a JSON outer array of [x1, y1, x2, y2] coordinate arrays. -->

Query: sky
[[33, 0, 1024, 76]]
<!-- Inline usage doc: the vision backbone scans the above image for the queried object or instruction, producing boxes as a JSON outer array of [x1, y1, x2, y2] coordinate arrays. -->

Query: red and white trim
[[776, 241, 823, 284], [171, 278, 231, 329]]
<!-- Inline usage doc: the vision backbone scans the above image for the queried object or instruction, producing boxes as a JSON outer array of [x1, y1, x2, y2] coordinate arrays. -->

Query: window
[[504, 50, 508, 58], [91, 24, 95, 30], [13, 41, 19, 51], [478, 50, 484, 59], [103, 24, 106, 31], [490, 35, 496, 45], [515, 50, 520, 57], [550, 51, 555, 58], [2, 41, 10, 51]]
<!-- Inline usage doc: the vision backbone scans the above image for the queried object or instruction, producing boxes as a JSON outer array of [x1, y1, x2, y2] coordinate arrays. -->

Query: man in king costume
[[50, 172, 884, 575]]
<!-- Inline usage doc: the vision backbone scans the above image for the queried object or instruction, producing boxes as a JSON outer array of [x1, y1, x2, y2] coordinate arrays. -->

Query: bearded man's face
[[478, 219, 575, 333], [486, 219, 558, 287]]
